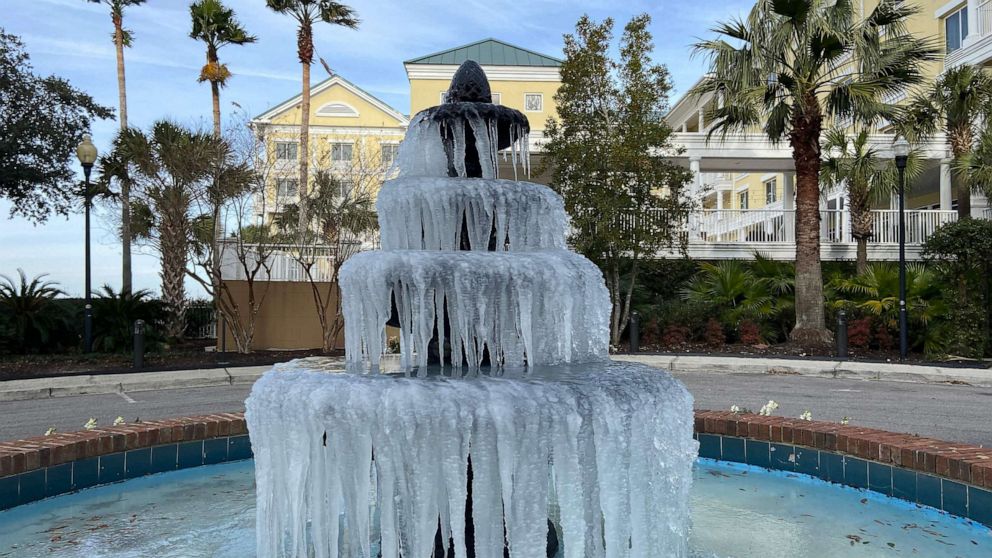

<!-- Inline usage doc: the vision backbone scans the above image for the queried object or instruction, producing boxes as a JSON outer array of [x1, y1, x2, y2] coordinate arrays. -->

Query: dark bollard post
[[629, 311, 640, 354], [836, 310, 848, 360], [133, 319, 145, 369]]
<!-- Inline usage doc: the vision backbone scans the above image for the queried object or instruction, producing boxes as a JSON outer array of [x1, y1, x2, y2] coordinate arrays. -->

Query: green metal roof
[[405, 38, 562, 67]]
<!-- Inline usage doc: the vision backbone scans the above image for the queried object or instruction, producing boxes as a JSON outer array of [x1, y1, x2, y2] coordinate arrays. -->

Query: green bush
[[91, 286, 169, 353], [0, 270, 73, 354]]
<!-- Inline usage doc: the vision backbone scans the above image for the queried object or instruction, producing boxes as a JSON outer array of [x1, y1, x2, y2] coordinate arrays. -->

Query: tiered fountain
[[246, 61, 697, 558]]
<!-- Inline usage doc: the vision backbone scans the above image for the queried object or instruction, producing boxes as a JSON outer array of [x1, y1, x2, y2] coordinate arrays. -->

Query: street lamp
[[893, 136, 910, 359], [76, 134, 98, 353]]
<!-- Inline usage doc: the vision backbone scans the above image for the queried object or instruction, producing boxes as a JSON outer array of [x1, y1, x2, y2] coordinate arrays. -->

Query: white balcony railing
[[981, 0, 992, 36], [219, 233, 379, 282], [681, 209, 957, 245]]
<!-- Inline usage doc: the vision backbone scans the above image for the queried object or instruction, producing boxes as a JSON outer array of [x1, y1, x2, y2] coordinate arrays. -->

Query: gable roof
[[253, 75, 409, 124], [405, 38, 562, 67]]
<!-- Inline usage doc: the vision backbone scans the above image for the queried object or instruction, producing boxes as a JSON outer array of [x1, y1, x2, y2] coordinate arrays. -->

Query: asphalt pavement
[[1, 370, 989, 446]]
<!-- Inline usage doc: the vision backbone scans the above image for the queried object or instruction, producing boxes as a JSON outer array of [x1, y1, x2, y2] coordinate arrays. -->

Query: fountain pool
[[1, 458, 987, 558]]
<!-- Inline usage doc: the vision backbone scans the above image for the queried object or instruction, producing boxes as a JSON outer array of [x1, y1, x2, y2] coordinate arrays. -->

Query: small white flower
[[799, 410, 813, 421], [841, 416, 851, 425], [83, 418, 98, 430], [730, 405, 741, 414], [113, 416, 125, 426], [758, 400, 779, 416], [44, 427, 57, 436]]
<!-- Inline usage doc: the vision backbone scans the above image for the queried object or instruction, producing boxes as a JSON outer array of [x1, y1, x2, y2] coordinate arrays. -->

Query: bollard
[[629, 311, 640, 354], [133, 319, 145, 369], [836, 310, 848, 360]]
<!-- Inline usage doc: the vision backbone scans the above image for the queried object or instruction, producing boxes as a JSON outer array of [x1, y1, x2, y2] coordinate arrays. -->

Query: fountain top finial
[[445, 60, 492, 104]]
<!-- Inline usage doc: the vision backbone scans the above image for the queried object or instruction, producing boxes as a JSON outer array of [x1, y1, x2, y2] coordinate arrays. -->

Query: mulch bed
[[0, 340, 339, 382], [624, 341, 991, 369]]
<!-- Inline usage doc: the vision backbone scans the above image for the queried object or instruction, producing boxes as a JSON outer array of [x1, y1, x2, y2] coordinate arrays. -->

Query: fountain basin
[[1, 458, 989, 557]]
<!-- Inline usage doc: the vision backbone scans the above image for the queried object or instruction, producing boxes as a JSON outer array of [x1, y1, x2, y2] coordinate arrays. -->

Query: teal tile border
[[696, 433, 992, 530], [0, 434, 253, 511]]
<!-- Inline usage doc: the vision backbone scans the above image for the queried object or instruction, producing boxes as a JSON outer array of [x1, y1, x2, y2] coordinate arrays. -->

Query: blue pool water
[[0, 459, 988, 557]]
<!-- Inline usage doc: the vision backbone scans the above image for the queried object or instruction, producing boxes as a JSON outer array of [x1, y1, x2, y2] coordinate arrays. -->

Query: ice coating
[[248, 59, 696, 558], [340, 250, 610, 370], [395, 108, 531, 180], [377, 176, 567, 251], [246, 361, 698, 558]]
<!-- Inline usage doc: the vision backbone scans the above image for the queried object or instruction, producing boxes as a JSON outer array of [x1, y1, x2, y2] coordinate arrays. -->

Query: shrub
[[704, 318, 726, 347], [661, 324, 691, 347], [738, 320, 762, 345], [641, 318, 661, 347], [91, 286, 169, 353], [0, 270, 72, 354], [846, 317, 872, 348], [874, 324, 894, 351]]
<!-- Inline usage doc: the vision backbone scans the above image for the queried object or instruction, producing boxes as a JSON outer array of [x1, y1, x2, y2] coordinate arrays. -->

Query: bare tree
[[276, 138, 382, 352]]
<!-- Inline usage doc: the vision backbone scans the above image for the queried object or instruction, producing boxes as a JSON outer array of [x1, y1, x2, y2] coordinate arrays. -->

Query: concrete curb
[[0, 365, 278, 403], [612, 354, 992, 387], [2, 354, 987, 402]]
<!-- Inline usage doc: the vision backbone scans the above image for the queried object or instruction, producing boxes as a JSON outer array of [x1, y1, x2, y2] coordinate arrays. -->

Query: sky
[[1, 0, 754, 297]]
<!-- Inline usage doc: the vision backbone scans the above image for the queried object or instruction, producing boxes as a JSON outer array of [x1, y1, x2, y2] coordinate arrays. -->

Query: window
[[381, 143, 400, 167], [945, 7, 969, 53], [524, 93, 543, 112], [764, 178, 777, 204], [275, 142, 297, 161], [491, 92, 501, 105], [339, 179, 354, 198], [316, 102, 358, 117], [331, 142, 353, 163], [276, 178, 298, 198], [739, 191, 749, 209], [440, 91, 448, 104]]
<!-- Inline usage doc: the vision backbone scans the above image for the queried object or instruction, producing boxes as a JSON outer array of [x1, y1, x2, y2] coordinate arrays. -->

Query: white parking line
[[118, 391, 137, 403]]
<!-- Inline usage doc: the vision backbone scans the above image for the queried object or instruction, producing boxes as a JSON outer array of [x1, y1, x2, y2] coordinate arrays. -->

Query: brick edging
[[0, 413, 247, 479], [2, 410, 989, 491], [694, 410, 992, 490]]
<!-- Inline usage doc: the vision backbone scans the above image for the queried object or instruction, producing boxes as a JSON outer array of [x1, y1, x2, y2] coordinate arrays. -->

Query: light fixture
[[76, 134, 98, 167], [893, 136, 910, 159]]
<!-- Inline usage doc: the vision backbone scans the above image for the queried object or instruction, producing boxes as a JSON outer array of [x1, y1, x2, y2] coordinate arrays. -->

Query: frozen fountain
[[246, 61, 697, 557]]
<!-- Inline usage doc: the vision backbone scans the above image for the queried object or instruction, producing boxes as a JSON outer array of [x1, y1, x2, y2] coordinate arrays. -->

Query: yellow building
[[250, 75, 409, 223], [249, 38, 563, 223], [669, 0, 992, 218]]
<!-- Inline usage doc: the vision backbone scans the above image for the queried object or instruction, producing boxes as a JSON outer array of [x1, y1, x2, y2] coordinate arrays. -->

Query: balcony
[[648, 208, 960, 261], [945, 0, 992, 68]]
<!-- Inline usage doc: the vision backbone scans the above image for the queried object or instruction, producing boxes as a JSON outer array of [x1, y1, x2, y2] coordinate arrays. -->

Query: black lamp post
[[76, 134, 98, 353], [893, 137, 909, 359]]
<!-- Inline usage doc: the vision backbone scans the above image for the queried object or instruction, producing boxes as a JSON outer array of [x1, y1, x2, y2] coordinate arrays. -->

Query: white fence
[[219, 235, 376, 282], [981, 0, 992, 36]]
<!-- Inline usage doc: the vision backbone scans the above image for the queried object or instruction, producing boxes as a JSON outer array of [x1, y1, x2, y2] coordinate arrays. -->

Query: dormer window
[[316, 102, 359, 117]]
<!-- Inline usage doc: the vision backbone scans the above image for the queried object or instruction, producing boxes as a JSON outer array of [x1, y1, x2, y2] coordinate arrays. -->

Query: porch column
[[783, 172, 795, 241], [689, 156, 702, 198], [964, 0, 980, 47], [697, 110, 705, 133], [940, 157, 953, 210], [716, 189, 724, 210]]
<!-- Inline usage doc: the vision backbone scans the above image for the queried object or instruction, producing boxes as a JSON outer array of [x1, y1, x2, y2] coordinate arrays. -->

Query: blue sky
[[2, 0, 753, 297]]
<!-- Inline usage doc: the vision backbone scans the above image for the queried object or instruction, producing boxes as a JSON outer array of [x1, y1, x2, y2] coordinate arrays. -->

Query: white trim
[[404, 63, 560, 82], [524, 93, 544, 112], [315, 101, 359, 117], [760, 172, 778, 182], [935, 0, 968, 19], [253, 75, 409, 126], [259, 124, 406, 137]]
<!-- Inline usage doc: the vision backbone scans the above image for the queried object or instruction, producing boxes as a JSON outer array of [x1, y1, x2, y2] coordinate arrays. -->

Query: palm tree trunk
[[788, 103, 831, 345], [298, 59, 311, 231], [160, 204, 189, 340], [855, 239, 868, 275], [113, 14, 132, 294], [207, 47, 227, 348], [951, 126, 973, 219]]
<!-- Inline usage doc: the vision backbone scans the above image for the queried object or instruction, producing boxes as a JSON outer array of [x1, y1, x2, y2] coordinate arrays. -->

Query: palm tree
[[121, 122, 226, 339], [265, 0, 359, 230], [900, 65, 992, 219], [692, 0, 936, 344], [87, 0, 145, 294], [821, 127, 922, 274], [189, 0, 256, 139]]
